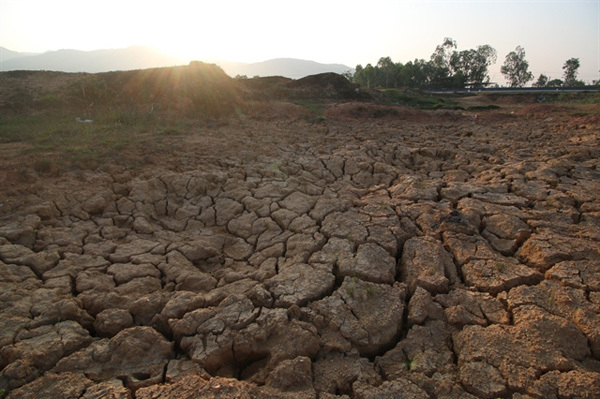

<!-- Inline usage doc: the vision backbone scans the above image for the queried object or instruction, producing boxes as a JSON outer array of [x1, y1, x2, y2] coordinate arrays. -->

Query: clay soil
[[1, 90, 600, 399]]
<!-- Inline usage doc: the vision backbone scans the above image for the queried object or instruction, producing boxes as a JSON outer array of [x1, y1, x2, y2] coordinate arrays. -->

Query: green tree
[[562, 58, 580, 86], [362, 63, 377, 88], [376, 56, 397, 87], [429, 37, 457, 87], [450, 45, 497, 87], [547, 78, 563, 87], [533, 74, 548, 87], [501, 46, 533, 87]]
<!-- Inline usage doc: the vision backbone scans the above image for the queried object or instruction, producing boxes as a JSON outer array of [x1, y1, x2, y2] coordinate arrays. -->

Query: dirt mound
[[0, 62, 242, 118], [324, 102, 428, 121], [286, 72, 367, 100]]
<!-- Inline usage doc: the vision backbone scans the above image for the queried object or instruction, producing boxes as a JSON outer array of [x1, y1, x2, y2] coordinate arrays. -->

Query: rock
[[94, 308, 134, 337], [107, 263, 161, 285], [376, 320, 454, 380], [265, 356, 314, 392], [0, 215, 41, 248], [407, 286, 444, 326], [321, 211, 369, 245], [5, 372, 95, 399], [0, 245, 60, 277], [507, 280, 600, 358], [454, 304, 592, 395], [135, 375, 259, 399], [337, 243, 396, 285], [461, 258, 543, 295], [434, 289, 509, 327], [545, 259, 600, 291], [459, 361, 507, 398], [263, 263, 335, 307], [313, 352, 381, 395], [0, 321, 92, 390], [109, 239, 160, 263], [353, 379, 430, 399], [82, 194, 112, 214], [52, 327, 174, 390], [309, 278, 406, 356], [517, 230, 600, 271], [165, 358, 210, 382], [280, 192, 316, 215], [400, 236, 458, 295], [81, 379, 131, 399]]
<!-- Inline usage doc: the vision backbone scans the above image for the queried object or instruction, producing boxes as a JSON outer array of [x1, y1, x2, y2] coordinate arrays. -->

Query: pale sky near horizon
[[1, 0, 599, 84]]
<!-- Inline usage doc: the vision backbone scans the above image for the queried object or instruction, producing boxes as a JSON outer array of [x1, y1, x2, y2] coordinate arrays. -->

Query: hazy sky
[[1, 0, 599, 84]]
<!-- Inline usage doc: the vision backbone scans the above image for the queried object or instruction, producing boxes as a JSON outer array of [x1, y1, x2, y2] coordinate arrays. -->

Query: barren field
[[1, 68, 600, 398]]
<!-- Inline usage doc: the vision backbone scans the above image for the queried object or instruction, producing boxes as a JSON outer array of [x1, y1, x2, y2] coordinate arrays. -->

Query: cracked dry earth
[[1, 113, 600, 399]]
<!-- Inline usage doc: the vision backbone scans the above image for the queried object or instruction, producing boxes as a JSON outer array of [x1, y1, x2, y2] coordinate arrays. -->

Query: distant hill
[[0, 46, 186, 73], [0, 45, 353, 79], [0, 47, 39, 62], [216, 58, 354, 79]]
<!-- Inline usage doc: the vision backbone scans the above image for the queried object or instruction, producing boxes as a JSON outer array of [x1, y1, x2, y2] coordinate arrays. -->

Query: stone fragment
[[400, 236, 457, 295], [52, 327, 173, 390], [263, 263, 335, 307], [107, 263, 161, 285], [310, 278, 406, 356], [337, 243, 396, 285], [94, 308, 134, 337], [459, 361, 507, 399], [321, 211, 369, 245], [0, 321, 92, 390], [517, 231, 600, 271], [434, 289, 509, 327], [109, 239, 160, 263], [461, 258, 543, 295], [0, 214, 41, 248], [407, 286, 444, 326], [265, 356, 314, 392], [545, 259, 600, 291], [174, 296, 319, 382], [313, 352, 381, 395], [5, 372, 94, 399], [280, 192, 316, 215], [353, 379, 430, 399], [376, 320, 454, 380], [135, 375, 259, 399]]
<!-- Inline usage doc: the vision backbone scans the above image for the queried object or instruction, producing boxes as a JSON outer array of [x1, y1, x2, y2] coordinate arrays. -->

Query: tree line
[[350, 38, 587, 90]]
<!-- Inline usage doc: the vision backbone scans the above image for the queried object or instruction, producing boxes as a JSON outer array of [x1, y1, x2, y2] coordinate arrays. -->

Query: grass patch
[[1, 111, 184, 169], [467, 104, 501, 111], [379, 89, 456, 109], [294, 101, 327, 122]]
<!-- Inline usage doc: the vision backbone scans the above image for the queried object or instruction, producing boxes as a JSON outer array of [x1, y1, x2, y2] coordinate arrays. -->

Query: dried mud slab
[[1, 110, 599, 398]]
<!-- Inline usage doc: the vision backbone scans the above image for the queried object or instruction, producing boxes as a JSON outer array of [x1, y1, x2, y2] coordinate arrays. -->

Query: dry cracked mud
[[1, 106, 600, 399]]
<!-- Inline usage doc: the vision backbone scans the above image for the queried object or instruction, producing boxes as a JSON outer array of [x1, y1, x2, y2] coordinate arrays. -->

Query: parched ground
[[1, 103, 600, 399]]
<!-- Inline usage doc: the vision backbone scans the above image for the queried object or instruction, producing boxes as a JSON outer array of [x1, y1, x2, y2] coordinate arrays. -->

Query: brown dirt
[[1, 79, 600, 398]]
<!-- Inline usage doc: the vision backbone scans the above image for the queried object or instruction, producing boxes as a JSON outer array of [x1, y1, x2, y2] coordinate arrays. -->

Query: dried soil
[[1, 103, 600, 399]]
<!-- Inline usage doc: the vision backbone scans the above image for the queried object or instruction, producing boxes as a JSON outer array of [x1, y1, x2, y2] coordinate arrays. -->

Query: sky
[[1, 0, 599, 85]]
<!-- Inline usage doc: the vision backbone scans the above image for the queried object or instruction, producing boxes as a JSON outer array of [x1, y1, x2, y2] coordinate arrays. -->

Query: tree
[[450, 45, 497, 87], [533, 74, 548, 87], [501, 46, 533, 87], [429, 37, 457, 87], [547, 78, 563, 87], [376, 56, 397, 87], [562, 58, 580, 86]]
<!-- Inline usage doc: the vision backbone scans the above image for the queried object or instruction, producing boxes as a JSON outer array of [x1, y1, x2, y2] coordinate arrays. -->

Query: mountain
[[0, 46, 186, 73], [0, 45, 353, 78], [216, 58, 353, 79], [0, 47, 39, 62]]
